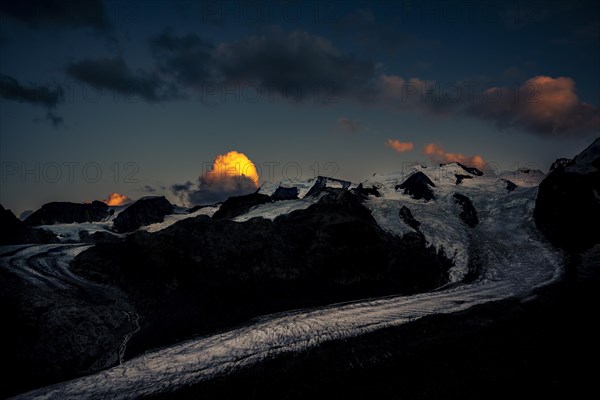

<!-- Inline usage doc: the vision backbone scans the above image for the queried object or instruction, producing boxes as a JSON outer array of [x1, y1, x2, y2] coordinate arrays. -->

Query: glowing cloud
[[423, 143, 486, 168], [205, 150, 260, 186], [386, 139, 414, 153], [171, 151, 260, 206], [102, 192, 132, 206], [469, 76, 600, 136]]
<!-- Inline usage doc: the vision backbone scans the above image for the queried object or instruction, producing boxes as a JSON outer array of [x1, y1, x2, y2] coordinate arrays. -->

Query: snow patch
[[141, 205, 220, 233]]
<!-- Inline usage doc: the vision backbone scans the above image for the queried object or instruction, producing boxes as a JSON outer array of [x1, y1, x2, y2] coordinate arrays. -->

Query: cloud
[[0, 74, 63, 107], [65, 29, 426, 108], [149, 30, 215, 87], [171, 176, 258, 206], [66, 57, 177, 102], [45, 110, 63, 127], [70, 28, 375, 104], [375, 74, 462, 115], [0, 74, 64, 126], [62, 28, 600, 138], [171, 181, 194, 192], [423, 143, 486, 168], [147, 28, 375, 101], [215, 28, 373, 96], [140, 185, 158, 193], [102, 192, 132, 206], [0, 0, 111, 33], [468, 76, 600, 136], [385, 139, 414, 153], [171, 151, 260, 206], [334, 117, 362, 134], [376, 73, 599, 137]]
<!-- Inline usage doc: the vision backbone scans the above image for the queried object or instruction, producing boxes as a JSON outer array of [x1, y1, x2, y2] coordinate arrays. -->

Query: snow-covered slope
[[258, 179, 315, 198], [500, 167, 546, 187], [141, 205, 220, 233], [37, 205, 131, 242], [239, 164, 540, 283], [359, 164, 545, 282], [233, 194, 324, 222]]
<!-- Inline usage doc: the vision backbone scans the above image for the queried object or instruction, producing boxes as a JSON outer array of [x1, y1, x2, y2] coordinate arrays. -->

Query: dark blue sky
[[1, 0, 599, 213]]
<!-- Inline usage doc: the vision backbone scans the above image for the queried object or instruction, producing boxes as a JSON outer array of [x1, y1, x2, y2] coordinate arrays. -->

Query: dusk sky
[[1, 0, 599, 214]]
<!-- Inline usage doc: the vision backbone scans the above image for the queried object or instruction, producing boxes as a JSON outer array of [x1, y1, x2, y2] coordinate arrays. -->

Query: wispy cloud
[[423, 143, 485, 168], [385, 139, 414, 153], [334, 117, 362, 134], [65, 57, 178, 102], [0, 74, 64, 126]]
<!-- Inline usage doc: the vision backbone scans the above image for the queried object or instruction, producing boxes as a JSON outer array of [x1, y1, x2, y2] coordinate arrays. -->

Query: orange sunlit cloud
[[205, 150, 260, 186], [171, 150, 260, 205], [471, 76, 600, 136], [423, 143, 486, 169], [386, 139, 414, 153], [102, 192, 132, 206]]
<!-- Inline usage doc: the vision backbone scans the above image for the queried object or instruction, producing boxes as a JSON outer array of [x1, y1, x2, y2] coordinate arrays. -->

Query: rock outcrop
[[453, 193, 479, 228], [0, 204, 57, 244], [271, 186, 299, 201], [535, 138, 600, 253], [24, 201, 111, 226], [212, 192, 271, 220], [399, 205, 421, 231], [113, 197, 173, 233], [396, 172, 436, 201], [457, 162, 483, 176]]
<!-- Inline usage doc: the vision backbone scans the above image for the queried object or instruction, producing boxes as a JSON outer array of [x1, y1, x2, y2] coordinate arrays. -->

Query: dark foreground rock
[[0, 204, 57, 244], [113, 196, 174, 233], [24, 201, 111, 226], [535, 138, 600, 253], [0, 247, 136, 398], [73, 189, 452, 359]]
